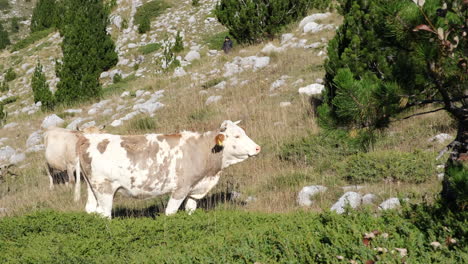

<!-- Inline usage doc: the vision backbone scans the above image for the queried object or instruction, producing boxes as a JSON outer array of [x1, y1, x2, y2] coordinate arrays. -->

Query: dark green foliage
[[138, 42, 161, 54], [322, 0, 468, 208], [0, 95, 17, 105], [0, 81, 7, 93], [4, 68, 16, 82], [339, 150, 436, 184], [55, 0, 118, 104], [444, 163, 468, 210], [0, 206, 466, 263], [112, 73, 122, 83], [0, 104, 6, 126], [30, 0, 59, 32], [161, 41, 180, 72], [11, 28, 54, 52], [10, 17, 19, 33], [215, 0, 331, 44], [0, 0, 9, 10], [31, 62, 55, 111], [134, 0, 169, 34], [0, 22, 10, 50], [172, 30, 184, 53], [192, 0, 199, 7]]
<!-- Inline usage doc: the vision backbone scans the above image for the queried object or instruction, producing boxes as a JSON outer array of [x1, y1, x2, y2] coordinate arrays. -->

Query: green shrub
[[192, 0, 199, 7], [0, 96, 17, 105], [138, 43, 161, 54], [0, 81, 8, 93], [265, 172, 316, 191], [215, 0, 331, 44], [31, 62, 55, 111], [10, 17, 19, 33], [339, 150, 436, 184], [11, 28, 54, 52], [444, 163, 468, 211], [112, 73, 122, 83], [189, 107, 216, 121], [4, 68, 16, 82], [30, 0, 60, 33], [0, 22, 10, 50], [172, 30, 184, 53], [0, 205, 466, 263], [0, 104, 6, 126], [134, 0, 169, 34], [0, 0, 9, 10]]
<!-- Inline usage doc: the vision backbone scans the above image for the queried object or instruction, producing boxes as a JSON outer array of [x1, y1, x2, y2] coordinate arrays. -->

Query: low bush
[[1, 95, 18, 105], [204, 31, 236, 50], [189, 107, 216, 121], [172, 30, 184, 53], [339, 150, 436, 184], [0, 204, 466, 263], [128, 116, 157, 131], [134, 0, 169, 34], [138, 43, 161, 54], [0, 81, 8, 93], [4, 68, 16, 82], [11, 28, 54, 52]]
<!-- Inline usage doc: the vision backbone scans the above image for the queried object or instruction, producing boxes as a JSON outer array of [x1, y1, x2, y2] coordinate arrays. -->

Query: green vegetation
[[10, 17, 19, 33], [11, 28, 54, 52], [192, 0, 199, 7], [128, 116, 158, 132], [321, 0, 467, 210], [0, 95, 18, 105], [31, 62, 55, 111], [0, 0, 9, 10], [0, 81, 8, 93], [55, 0, 118, 104], [0, 104, 6, 126], [204, 31, 236, 50], [201, 77, 225, 89], [102, 74, 136, 97], [172, 30, 184, 53], [134, 0, 169, 34], [4, 68, 16, 82], [339, 151, 436, 184], [215, 0, 331, 44], [188, 107, 216, 121], [138, 42, 161, 54], [0, 205, 466, 263], [0, 22, 10, 50], [30, 0, 61, 32], [112, 73, 122, 83]]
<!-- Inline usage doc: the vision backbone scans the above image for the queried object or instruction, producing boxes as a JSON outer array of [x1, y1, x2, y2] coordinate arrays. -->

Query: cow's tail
[[75, 151, 98, 207], [74, 157, 81, 202]]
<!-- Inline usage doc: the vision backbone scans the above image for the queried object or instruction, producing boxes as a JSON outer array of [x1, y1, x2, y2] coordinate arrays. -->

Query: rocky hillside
[[0, 0, 454, 216]]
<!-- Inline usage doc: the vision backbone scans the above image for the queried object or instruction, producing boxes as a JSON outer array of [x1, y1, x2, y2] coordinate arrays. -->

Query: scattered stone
[[173, 67, 187, 77], [379, 198, 401, 210], [342, 185, 364, 191], [280, 102, 291, 107], [26, 144, 45, 153], [304, 42, 321, 49], [362, 194, 377, 205], [0, 146, 15, 161], [270, 76, 288, 91], [205, 95, 222, 105], [111, 120, 123, 127], [330, 192, 362, 214], [428, 133, 452, 143], [185, 50, 200, 62], [261, 43, 284, 54], [3, 123, 18, 129], [437, 173, 444, 180], [281, 33, 294, 44], [135, 90, 145, 97], [299, 13, 331, 29], [430, 241, 441, 249], [80, 121, 96, 129], [245, 196, 257, 203], [213, 81, 227, 90], [66, 118, 85, 130], [298, 83, 324, 96], [26, 131, 42, 147], [9, 153, 26, 164], [64, 109, 82, 114], [121, 91, 130, 97], [297, 185, 327, 206]]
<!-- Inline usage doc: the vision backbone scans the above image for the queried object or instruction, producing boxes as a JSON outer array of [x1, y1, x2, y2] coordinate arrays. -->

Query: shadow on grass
[[112, 191, 246, 219]]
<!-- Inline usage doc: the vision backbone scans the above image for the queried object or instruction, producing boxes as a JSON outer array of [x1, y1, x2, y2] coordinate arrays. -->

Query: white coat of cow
[[44, 126, 103, 202], [76, 120, 260, 218]]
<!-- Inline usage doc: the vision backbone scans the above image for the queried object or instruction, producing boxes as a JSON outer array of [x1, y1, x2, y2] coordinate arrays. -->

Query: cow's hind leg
[[85, 186, 98, 214], [46, 164, 54, 190], [165, 196, 186, 216], [185, 198, 197, 215]]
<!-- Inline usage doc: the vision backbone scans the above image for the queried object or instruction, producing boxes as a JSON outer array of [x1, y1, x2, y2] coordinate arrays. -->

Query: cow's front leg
[[185, 198, 197, 215], [165, 196, 186, 216]]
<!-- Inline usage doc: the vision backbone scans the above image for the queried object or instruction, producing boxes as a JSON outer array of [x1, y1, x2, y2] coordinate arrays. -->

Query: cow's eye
[[235, 135, 240, 138]]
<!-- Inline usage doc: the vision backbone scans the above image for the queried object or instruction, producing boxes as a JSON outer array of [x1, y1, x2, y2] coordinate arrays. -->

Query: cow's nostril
[[256, 146, 261, 152]]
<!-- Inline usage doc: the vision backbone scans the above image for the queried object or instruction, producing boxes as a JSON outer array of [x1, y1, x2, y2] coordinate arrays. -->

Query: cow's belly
[[189, 175, 221, 199]]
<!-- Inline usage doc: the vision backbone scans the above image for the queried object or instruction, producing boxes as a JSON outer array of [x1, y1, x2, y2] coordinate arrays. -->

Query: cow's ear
[[212, 134, 225, 153]]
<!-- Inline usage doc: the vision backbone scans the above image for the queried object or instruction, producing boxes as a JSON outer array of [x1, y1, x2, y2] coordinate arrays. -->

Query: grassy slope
[[0, 1, 457, 218]]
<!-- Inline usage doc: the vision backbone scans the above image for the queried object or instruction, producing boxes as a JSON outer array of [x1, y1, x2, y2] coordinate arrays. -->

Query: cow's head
[[214, 120, 261, 167]]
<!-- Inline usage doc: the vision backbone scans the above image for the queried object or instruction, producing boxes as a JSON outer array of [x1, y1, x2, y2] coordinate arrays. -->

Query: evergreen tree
[[0, 22, 10, 50], [30, 0, 58, 32], [138, 15, 151, 34], [11, 17, 19, 33], [215, 0, 330, 44], [31, 62, 55, 111], [55, 0, 118, 104], [321, 0, 467, 210], [172, 30, 184, 53]]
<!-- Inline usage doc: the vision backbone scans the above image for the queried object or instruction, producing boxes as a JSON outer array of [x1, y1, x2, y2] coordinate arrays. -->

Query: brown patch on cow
[[97, 139, 110, 154], [121, 135, 160, 171], [157, 133, 182, 148], [96, 179, 114, 194], [76, 135, 92, 177]]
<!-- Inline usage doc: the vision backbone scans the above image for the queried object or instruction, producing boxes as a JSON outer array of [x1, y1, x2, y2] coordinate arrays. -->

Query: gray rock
[[281, 33, 294, 44], [111, 119, 123, 127], [26, 131, 42, 147], [297, 185, 327, 206], [379, 198, 401, 210], [0, 146, 15, 161], [64, 109, 82, 114], [279, 102, 291, 107], [429, 133, 452, 143], [205, 95, 222, 105], [362, 194, 377, 205], [41, 114, 64, 129], [173, 67, 187, 77], [298, 83, 324, 96], [66, 118, 85, 130], [185, 50, 201, 62], [342, 185, 364, 191], [213, 81, 227, 90], [80, 121, 96, 129], [9, 153, 26, 164], [26, 144, 45, 153], [330, 192, 362, 214], [3, 123, 18, 129]]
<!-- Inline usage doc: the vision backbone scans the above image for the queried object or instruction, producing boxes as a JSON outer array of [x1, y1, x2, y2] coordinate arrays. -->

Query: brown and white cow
[[76, 120, 261, 218], [44, 126, 104, 202]]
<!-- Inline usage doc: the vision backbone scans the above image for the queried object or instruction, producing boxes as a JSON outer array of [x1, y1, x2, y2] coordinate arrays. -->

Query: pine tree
[[30, 0, 58, 32], [55, 0, 118, 104], [322, 0, 467, 210], [0, 22, 10, 50], [172, 30, 184, 53], [31, 62, 55, 111]]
